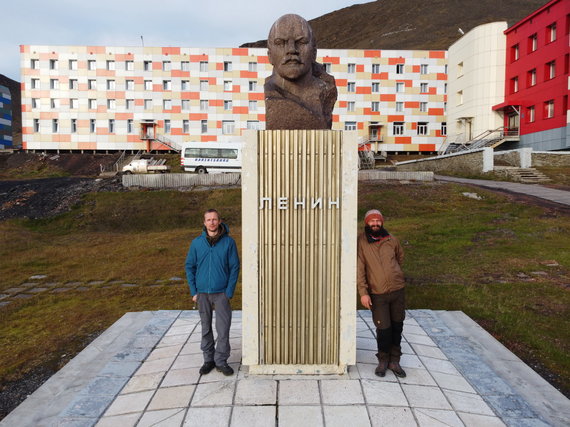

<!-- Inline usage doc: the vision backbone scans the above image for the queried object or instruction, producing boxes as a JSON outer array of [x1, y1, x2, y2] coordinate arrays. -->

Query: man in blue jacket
[[185, 208, 240, 376]]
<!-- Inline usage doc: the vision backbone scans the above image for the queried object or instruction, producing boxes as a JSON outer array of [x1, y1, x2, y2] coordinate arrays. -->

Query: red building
[[494, 0, 569, 151]]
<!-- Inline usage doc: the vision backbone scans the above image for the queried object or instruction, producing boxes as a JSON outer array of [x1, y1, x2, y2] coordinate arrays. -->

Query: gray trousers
[[197, 292, 232, 365]]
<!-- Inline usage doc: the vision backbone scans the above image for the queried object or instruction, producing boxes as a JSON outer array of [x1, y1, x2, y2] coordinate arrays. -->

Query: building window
[[164, 119, 171, 133], [420, 64, 428, 74], [127, 119, 134, 133], [372, 63, 380, 74], [545, 100, 554, 118], [222, 120, 235, 134], [69, 79, 78, 90], [396, 82, 404, 92], [90, 119, 96, 133], [50, 79, 59, 89], [371, 101, 380, 112], [393, 122, 404, 135], [162, 61, 171, 71], [198, 80, 207, 91], [444, 83, 447, 93], [88, 99, 97, 109], [71, 118, 77, 133], [199, 61, 208, 72], [224, 100, 232, 110], [163, 99, 172, 110], [88, 60, 96, 70], [247, 120, 260, 130], [106, 60, 115, 71], [395, 102, 403, 112], [420, 83, 428, 93], [457, 61, 463, 77], [248, 62, 257, 72], [32, 98, 39, 109], [417, 122, 428, 135], [457, 90, 463, 105], [126, 79, 134, 90], [249, 81, 257, 91], [181, 61, 190, 71], [224, 80, 232, 91], [183, 120, 190, 133], [49, 59, 58, 70], [200, 100, 208, 111], [323, 63, 332, 73], [163, 80, 171, 90], [107, 99, 116, 109], [441, 122, 447, 136], [107, 79, 115, 90], [52, 119, 59, 133], [31, 78, 39, 89], [546, 61, 556, 80], [50, 98, 59, 109], [371, 82, 380, 93], [511, 76, 519, 93], [144, 99, 152, 109], [347, 82, 356, 92], [144, 80, 152, 90], [126, 60, 134, 71], [144, 60, 152, 71], [527, 69, 536, 87], [348, 63, 356, 73], [126, 99, 134, 110], [347, 101, 355, 112], [529, 33, 538, 52], [527, 106, 535, 123], [182, 80, 190, 90], [201, 120, 208, 133], [396, 64, 404, 74], [70, 98, 78, 109], [181, 100, 190, 111], [249, 100, 257, 111], [223, 61, 232, 71], [33, 118, 40, 132], [31, 59, 39, 69], [88, 79, 96, 90], [108, 119, 115, 133], [511, 44, 519, 62], [547, 23, 557, 43], [69, 59, 77, 70], [344, 121, 357, 131], [419, 102, 427, 112]]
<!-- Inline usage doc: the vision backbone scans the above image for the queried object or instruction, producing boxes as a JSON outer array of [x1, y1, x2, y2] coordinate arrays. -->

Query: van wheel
[[123, 170, 133, 175], [196, 166, 207, 174]]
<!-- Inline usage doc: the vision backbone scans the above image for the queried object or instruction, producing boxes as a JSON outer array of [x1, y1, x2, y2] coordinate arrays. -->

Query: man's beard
[[365, 225, 382, 237]]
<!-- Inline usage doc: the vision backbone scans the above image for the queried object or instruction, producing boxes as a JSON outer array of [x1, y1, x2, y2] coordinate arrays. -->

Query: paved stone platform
[[2, 310, 568, 427]]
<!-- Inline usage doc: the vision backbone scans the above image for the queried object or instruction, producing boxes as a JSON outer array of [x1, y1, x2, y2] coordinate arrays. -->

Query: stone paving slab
[[2, 310, 568, 427]]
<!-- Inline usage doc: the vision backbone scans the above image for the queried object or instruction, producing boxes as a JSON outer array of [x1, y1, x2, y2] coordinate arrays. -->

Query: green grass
[[0, 182, 568, 395]]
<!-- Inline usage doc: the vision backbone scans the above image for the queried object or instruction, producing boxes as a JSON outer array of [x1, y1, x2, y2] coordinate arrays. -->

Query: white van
[[180, 141, 242, 174]]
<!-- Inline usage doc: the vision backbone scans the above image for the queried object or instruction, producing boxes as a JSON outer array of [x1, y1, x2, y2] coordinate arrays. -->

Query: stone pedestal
[[242, 130, 358, 374]]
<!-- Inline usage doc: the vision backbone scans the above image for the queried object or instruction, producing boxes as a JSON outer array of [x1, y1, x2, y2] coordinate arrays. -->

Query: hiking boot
[[199, 361, 215, 375], [388, 361, 407, 378], [375, 360, 388, 377], [216, 363, 234, 376]]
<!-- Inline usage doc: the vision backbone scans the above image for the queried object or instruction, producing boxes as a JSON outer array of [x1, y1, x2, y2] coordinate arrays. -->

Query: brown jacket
[[357, 231, 405, 297]]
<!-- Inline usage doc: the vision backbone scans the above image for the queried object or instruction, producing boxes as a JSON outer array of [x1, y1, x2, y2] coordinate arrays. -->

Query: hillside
[[241, 0, 547, 49]]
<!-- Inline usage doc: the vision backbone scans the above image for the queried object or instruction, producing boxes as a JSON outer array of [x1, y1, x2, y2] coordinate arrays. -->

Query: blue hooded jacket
[[185, 223, 240, 298]]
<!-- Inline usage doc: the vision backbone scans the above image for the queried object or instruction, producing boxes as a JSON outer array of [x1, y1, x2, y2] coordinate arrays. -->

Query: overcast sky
[[1, 0, 368, 81]]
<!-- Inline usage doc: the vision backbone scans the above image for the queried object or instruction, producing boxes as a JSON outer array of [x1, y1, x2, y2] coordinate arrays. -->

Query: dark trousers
[[371, 288, 405, 362], [197, 292, 232, 366]]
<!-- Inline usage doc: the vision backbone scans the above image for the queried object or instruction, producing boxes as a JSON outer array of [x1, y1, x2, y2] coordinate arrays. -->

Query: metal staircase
[[155, 134, 182, 152], [440, 127, 520, 155]]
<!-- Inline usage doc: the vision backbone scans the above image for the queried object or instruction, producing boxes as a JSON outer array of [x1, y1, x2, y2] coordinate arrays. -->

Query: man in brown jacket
[[357, 209, 407, 378]]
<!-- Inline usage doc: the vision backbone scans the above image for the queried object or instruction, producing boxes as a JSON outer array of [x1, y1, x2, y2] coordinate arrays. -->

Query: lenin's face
[[268, 16, 316, 82]]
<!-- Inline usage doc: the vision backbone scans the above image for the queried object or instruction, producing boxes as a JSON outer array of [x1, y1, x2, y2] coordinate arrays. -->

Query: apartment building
[[0, 84, 12, 148], [20, 45, 447, 153]]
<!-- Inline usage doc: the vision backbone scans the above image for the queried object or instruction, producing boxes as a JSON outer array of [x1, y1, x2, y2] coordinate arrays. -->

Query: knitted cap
[[364, 209, 384, 225]]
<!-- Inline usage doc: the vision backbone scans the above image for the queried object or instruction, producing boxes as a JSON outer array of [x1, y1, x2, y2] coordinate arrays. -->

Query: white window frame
[[347, 63, 356, 73], [224, 100, 233, 110], [371, 101, 380, 112], [248, 62, 257, 72], [181, 61, 190, 71], [162, 61, 171, 71], [395, 102, 403, 112], [52, 118, 59, 133], [201, 120, 208, 134], [144, 80, 152, 90], [163, 99, 172, 110], [88, 60, 96, 70], [200, 100, 208, 111], [200, 80, 208, 91], [181, 100, 190, 111], [127, 119, 134, 133], [372, 82, 380, 93], [249, 81, 257, 91], [69, 79, 78, 90], [417, 122, 428, 135], [71, 118, 77, 133], [420, 64, 428, 74], [372, 64, 380, 74], [108, 119, 115, 133], [163, 80, 172, 90], [344, 121, 357, 131], [222, 120, 235, 135], [50, 79, 59, 89], [393, 122, 404, 135], [420, 83, 428, 93], [31, 78, 39, 89], [396, 82, 404, 93], [144, 99, 152, 109], [347, 101, 355, 112], [420, 102, 427, 112], [88, 79, 96, 90], [49, 59, 58, 70], [126, 60, 134, 71], [70, 98, 78, 109], [183, 120, 190, 133], [107, 79, 115, 90], [396, 64, 404, 74], [89, 99, 97, 109], [164, 119, 171, 133], [224, 80, 232, 91], [106, 60, 115, 71], [182, 80, 190, 90], [90, 119, 96, 133], [126, 99, 134, 110], [224, 61, 232, 71], [347, 82, 356, 92], [126, 80, 134, 90], [249, 100, 257, 111], [144, 60, 152, 71], [107, 99, 116, 109], [199, 61, 208, 72], [33, 118, 40, 132]]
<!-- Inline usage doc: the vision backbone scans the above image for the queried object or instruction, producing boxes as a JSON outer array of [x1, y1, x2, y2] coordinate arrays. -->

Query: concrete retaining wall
[[532, 151, 570, 167], [494, 148, 532, 168], [122, 173, 241, 188], [395, 148, 493, 174]]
